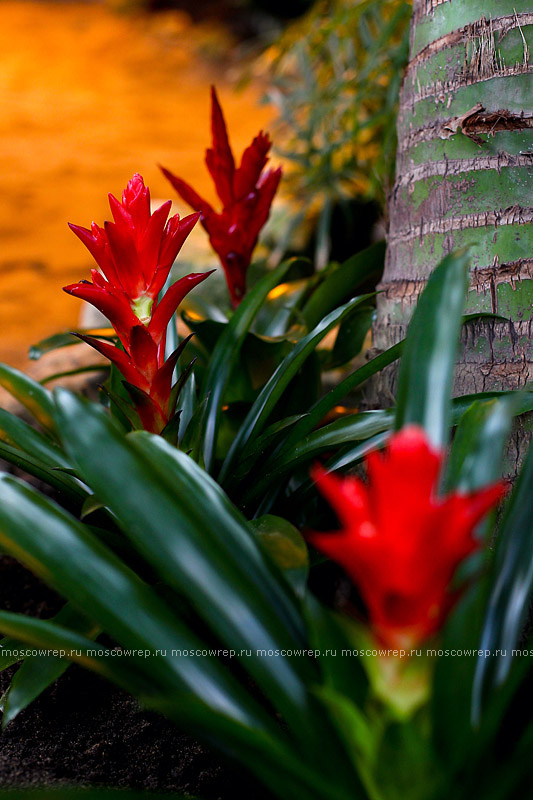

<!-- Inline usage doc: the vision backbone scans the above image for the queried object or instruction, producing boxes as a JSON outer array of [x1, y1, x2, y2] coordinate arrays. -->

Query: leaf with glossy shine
[[52, 393, 363, 789], [200, 258, 294, 472], [250, 515, 309, 598], [0, 408, 71, 469], [2, 603, 99, 727], [302, 241, 385, 329], [472, 444, 533, 724], [219, 295, 375, 486], [40, 364, 110, 385], [325, 305, 374, 370], [268, 341, 403, 469], [29, 330, 115, 360], [0, 363, 57, 434], [0, 474, 288, 757], [395, 250, 471, 448], [244, 410, 393, 504], [0, 441, 87, 503]]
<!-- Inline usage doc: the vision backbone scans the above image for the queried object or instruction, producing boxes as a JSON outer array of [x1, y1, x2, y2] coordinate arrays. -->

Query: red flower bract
[[161, 86, 282, 308], [64, 173, 211, 434], [309, 426, 507, 648]]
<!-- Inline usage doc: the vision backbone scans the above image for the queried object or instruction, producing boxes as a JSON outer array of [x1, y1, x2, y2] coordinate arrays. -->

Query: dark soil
[[0, 556, 268, 799]]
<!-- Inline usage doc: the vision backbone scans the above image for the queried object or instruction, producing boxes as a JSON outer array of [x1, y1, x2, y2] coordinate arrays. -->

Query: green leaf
[[302, 241, 385, 329], [200, 258, 294, 473], [244, 410, 393, 504], [268, 341, 403, 468], [1, 635, 27, 671], [219, 295, 375, 486], [472, 443, 533, 724], [326, 305, 374, 369], [249, 515, 309, 597], [53, 393, 309, 684], [287, 432, 390, 517], [178, 369, 197, 439], [29, 331, 114, 360], [0, 441, 87, 503], [40, 364, 109, 385], [394, 249, 471, 448], [450, 390, 533, 422], [253, 276, 310, 337], [52, 393, 362, 792], [0, 607, 317, 800], [0, 363, 57, 434], [445, 397, 518, 494], [0, 475, 289, 758], [0, 408, 71, 469], [229, 414, 307, 486], [304, 595, 368, 707], [0, 611, 157, 699], [2, 603, 99, 727]]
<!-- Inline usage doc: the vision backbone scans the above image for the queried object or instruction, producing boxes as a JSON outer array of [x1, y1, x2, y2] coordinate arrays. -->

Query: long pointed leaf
[[0, 408, 71, 469], [0, 474, 281, 741], [394, 250, 471, 448], [52, 392, 361, 793], [0, 363, 57, 435], [2, 603, 99, 727], [200, 258, 295, 472], [472, 444, 533, 725], [219, 295, 374, 485]]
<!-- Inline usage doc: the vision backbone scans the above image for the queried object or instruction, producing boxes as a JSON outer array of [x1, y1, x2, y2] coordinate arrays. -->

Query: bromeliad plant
[[65, 173, 211, 435], [1, 248, 533, 800], [161, 86, 282, 307]]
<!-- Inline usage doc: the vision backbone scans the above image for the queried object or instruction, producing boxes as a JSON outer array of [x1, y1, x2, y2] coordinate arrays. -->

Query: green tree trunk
[[373, 0, 533, 463]]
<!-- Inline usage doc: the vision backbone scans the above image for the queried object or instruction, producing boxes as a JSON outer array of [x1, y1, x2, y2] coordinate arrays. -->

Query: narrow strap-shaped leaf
[[200, 258, 294, 473], [0, 474, 281, 742], [0, 610, 322, 800], [394, 249, 471, 448], [29, 330, 115, 360], [243, 410, 393, 504], [451, 390, 533, 421], [445, 397, 518, 493], [2, 603, 100, 727], [279, 432, 391, 520], [219, 294, 374, 485], [0, 612, 155, 696], [0, 408, 71, 468], [302, 241, 385, 329], [472, 444, 533, 725], [0, 441, 88, 502], [52, 393, 362, 787], [40, 363, 110, 385], [265, 341, 403, 467], [0, 363, 57, 435], [53, 395, 313, 715], [1, 635, 27, 671], [430, 397, 521, 765]]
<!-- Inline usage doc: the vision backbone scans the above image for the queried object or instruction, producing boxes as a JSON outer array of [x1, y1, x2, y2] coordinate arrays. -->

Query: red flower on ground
[[161, 86, 282, 308], [64, 173, 211, 434], [309, 426, 507, 648]]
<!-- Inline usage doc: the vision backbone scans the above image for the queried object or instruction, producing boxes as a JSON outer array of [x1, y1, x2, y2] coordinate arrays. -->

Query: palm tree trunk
[[373, 0, 533, 463]]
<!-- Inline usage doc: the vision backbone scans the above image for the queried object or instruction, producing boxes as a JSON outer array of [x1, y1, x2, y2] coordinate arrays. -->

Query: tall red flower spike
[[64, 173, 212, 434], [309, 426, 507, 649], [161, 86, 282, 308]]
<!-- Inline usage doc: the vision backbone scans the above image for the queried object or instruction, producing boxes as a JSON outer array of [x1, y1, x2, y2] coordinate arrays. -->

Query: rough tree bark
[[373, 0, 533, 468]]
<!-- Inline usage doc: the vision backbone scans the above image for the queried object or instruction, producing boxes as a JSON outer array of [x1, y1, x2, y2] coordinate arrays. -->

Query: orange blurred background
[[0, 1, 272, 368]]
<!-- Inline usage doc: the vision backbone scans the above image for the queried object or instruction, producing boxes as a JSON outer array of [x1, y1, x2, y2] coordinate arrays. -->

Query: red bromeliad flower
[[309, 426, 507, 649], [161, 86, 282, 308], [64, 173, 211, 434]]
